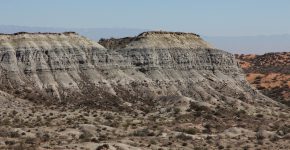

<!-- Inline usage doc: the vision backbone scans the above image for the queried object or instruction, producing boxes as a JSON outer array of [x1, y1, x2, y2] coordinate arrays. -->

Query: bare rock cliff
[[0, 31, 280, 112]]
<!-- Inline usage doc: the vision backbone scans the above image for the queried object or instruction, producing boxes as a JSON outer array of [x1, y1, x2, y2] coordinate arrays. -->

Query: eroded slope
[[0, 32, 289, 149]]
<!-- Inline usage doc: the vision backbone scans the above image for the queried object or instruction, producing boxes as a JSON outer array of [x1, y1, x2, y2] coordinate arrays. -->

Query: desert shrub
[[1, 118, 11, 125], [203, 124, 212, 134], [277, 125, 290, 135], [194, 147, 207, 150], [36, 132, 50, 142], [173, 107, 181, 114], [10, 131, 20, 138], [0, 129, 20, 138], [11, 110, 18, 116], [257, 86, 266, 90], [5, 140, 16, 145], [149, 139, 157, 145], [175, 127, 199, 135], [104, 113, 114, 120], [141, 107, 150, 114], [256, 114, 264, 118], [236, 109, 246, 116], [221, 95, 227, 101], [96, 144, 109, 150], [281, 101, 290, 107], [256, 130, 265, 145], [122, 121, 130, 130], [132, 128, 154, 136], [13, 140, 38, 150], [176, 133, 192, 140], [14, 90, 21, 95], [24, 137, 37, 144], [91, 137, 98, 143], [218, 145, 224, 149], [189, 102, 209, 112], [269, 134, 280, 142], [79, 130, 93, 142], [133, 128, 148, 136], [238, 93, 248, 100], [104, 120, 120, 128], [98, 134, 108, 141], [254, 76, 262, 83], [182, 142, 188, 146]]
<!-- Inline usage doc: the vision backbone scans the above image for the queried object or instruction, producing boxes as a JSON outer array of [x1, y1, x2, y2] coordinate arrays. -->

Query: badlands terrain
[[0, 31, 289, 150], [236, 52, 290, 105]]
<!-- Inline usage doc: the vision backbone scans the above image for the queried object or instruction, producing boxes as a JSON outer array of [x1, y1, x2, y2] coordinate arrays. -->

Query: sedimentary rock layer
[[0, 31, 278, 112]]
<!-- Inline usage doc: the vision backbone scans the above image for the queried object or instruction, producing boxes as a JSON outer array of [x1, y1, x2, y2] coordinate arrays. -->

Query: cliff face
[[0, 31, 277, 111], [0, 32, 109, 98]]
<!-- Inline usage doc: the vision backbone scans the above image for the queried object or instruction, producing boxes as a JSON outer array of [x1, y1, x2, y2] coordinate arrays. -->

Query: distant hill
[[1, 25, 290, 54], [205, 35, 290, 54]]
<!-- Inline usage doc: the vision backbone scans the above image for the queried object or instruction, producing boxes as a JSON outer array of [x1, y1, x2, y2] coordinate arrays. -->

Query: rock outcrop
[[0, 31, 280, 112]]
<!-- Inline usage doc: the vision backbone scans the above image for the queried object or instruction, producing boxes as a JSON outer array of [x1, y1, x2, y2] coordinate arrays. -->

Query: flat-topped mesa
[[0, 31, 78, 36], [99, 31, 213, 50], [0, 32, 104, 49], [0, 32, 111, 98], [137, 31, 200, 37], [0, 31, 276, 113], [99, 31, 238, 74]]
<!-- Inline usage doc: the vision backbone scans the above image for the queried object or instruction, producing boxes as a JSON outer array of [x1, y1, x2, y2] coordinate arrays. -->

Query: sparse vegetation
[[175, 127, 200, 135], [176, 133, 192, 140]]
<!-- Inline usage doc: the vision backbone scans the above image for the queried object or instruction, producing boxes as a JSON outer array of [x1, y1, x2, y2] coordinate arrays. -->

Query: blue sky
[[1, 0, 290, 36]]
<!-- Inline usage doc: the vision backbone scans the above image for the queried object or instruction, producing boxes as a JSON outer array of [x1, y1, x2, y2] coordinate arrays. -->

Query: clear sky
[[1, 0, 290, 36]]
